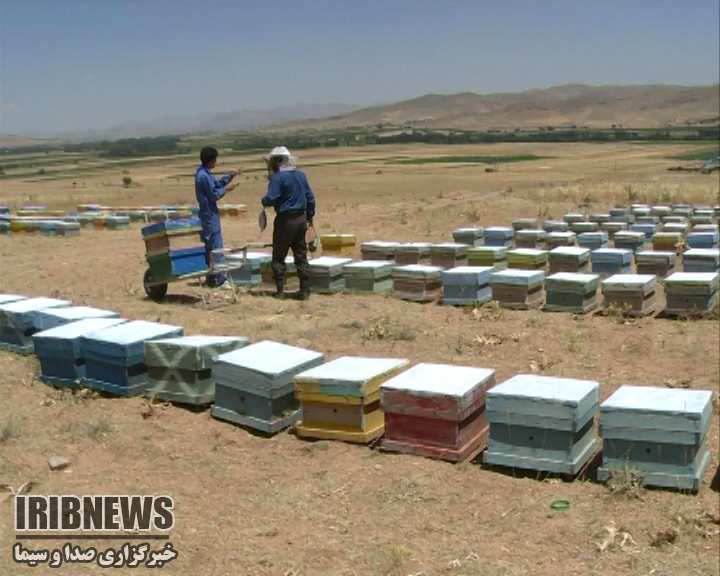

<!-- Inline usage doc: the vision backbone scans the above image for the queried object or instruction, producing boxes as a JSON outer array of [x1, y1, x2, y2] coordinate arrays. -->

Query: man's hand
[[226, 183, 238, 193], [234, 168, 244, 178]]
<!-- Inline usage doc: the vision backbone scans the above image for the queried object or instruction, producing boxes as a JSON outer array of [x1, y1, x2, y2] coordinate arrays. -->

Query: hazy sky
[[1, 0, 718, 136]]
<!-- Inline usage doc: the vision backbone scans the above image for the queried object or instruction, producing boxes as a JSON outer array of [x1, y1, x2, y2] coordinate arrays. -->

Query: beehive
[[590, 248, 633, 278], [506, 248, 548, 271], [295, 356, 410, 443], [484, 374, 600, 475], [381, 363, 496, 462], [490, 269, 545, 309], [429, 243, 468, 269], [542, 220, 569, 233], [545, 231, 577, 251], [543, 273, 600, 314], [0, 297, 72, 354], [514, 229, 547, 249], [392, 264, 443, 302], [144, 336, 250, 405], [320, 234, 357, 257], [452, 227, 484, 247], [601, 274, 657, 317], [613, 231, 646, 254], [484, 227, 514, 248], [663, 272, 719, 315], [652, 232, 684, 253], [597, 386, 713, 492], [343, 260, 394, 293], [212, 341, 324, 434], [467, 246, 508, 270], [33, 318, 127, 388], [635, 251, 677, 279], [308, 256, 353, 293], [548, 246, 590, 274], [441, 266, 494, 306], [35, 306, 119, 331], [393, 242, 433, 266], [682, 248, 720, 273], [360, 241, 400, 261], [81, 321, 183, 396], [577, 231, 609, 251]]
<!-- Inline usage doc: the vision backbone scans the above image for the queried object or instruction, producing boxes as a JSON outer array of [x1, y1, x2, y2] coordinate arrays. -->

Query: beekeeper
[[195, 146, 242, 289], [260, 146, 316, 300]]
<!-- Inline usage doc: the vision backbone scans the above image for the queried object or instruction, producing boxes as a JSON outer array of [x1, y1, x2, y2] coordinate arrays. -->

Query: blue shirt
[[261, 169, 316, 219], [195, 165, 233, 232]]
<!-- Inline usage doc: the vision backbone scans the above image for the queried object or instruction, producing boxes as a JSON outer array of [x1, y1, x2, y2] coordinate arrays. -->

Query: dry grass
[[0, 142, 718, 576]]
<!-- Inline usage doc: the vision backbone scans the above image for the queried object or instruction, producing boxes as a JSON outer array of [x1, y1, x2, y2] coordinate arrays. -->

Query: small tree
[[37, 168, 46, 175], [122, 176, 132, 188]]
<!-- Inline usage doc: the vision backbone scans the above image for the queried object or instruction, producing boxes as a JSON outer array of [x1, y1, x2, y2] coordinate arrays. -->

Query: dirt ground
[[0, 143, 719, 575]]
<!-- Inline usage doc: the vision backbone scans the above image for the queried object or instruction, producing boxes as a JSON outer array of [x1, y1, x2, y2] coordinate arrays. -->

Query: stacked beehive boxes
[[545, 231, 577, 250], [144, 336, 250, 405], [320, 234, 357, 257], [652, 232, 684, 253], [467, 246, 508, 270], [0, 297, 71, 354], [380, 363, 496, 462], [589, 213, 611, 225], [601, 221, 629, 241], [392, 264, 443, 302], [635, 251, 676, 278], [682, 248, 720, 273], [506, 249, 548, 271], [211, 341, 324, 434], [597, 386, 713, 492], [563, 213, 585, 225], [33, 318, 126, 388], [542, 220, 569, 233], [514, 229, 546, 249], [687, 230, 719, 249], [484, 227, 514, 248], [548, 247, 590, 274], [512, 218, 539, 231], [394, 242, 432, 265], [590, 248, 632, 278], [81, 321, 183, 396], [631, 222, 658, 242], [543, 273, 600, 314], [295, 356, 410, 443], [609, 208, 634, 224], [35, 306, 119, 331], [577, 231, 609, 251], [571, 221, 600, 235], [430, 243, 468, 269], [601, 274, 657, 316], [361, 241, 399, 261], [441, 266, 493, 306], [613, 231, 646, 253], [143, 218, 207, 284], [227, 252, 271, 286], [308, 256, 353, 293], [484, 374, 600, 475], [663, 272, 719, 315], [343, 261, 394, 293], [452, 227, 484, 247], [490, 269, 545, 309]]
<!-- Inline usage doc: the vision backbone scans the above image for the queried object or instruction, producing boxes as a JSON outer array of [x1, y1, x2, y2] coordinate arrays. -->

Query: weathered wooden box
[[452, 227, 484, 247], [597, 386, 713, 492], [543, 272, 600, 314], [441, 266, 494, 306], [392, 264, 443, 302], [361, 241, 400, 261], [394, 242, 433, 266], [0, 297, 72, 354], [343, 260, 394, 293], [467, 246, 508, 270], [33, 317, 127, 388], [295, 356, 410, 443], [635, 251, 677, 278], [507, 249, 548, 271], [601, 274, 657, 316], [309, 256, 353, 293], [590, 248, 633, 278], [682, 248, 720, 273], [484, 227, 514, 248], [548, 246, 590, 274], [484, 374, 600, 475], [381, 363, 496, 462], [144, 336, 250, 405], [430, 243, 469, 270], [515, 229, 547, 249], [211, 341, 324, 434], [490, 269, 545, 310], [81, 320, 184, 396]]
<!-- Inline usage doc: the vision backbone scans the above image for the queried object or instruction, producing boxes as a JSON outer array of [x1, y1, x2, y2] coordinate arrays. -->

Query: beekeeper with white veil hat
[[260, 146, 317, 300]]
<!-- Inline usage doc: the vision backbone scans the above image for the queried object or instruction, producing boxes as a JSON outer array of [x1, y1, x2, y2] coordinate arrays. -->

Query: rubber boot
[[274, 280, 285, 299], [298, 279, 310, 301]]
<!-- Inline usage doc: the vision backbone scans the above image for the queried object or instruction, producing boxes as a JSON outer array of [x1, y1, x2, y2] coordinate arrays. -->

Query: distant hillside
[[51, 103, 359, 142], [0, 133, 64, 148], [277, 84, 720, 131]]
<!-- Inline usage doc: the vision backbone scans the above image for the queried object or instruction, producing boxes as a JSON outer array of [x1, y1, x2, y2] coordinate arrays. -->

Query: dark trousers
[[272, 211, 309, 284], [201, 228, 227, 287]]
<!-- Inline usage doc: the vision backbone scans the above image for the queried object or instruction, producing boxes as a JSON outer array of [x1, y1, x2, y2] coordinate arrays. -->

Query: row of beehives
[[0, 292, 714, 493]]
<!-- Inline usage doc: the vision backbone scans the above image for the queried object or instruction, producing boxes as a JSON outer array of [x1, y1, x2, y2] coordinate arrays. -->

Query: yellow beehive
[[320, 234, 357, 257], [652, 232, 684, 253]]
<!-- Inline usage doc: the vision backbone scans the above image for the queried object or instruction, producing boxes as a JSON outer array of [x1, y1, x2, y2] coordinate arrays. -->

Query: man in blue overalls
[[195, 146, 242, 289], [261, 146, 316, 300]]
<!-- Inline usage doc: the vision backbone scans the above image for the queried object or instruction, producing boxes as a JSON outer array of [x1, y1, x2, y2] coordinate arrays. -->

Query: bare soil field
[[0, 143, 719, 576]]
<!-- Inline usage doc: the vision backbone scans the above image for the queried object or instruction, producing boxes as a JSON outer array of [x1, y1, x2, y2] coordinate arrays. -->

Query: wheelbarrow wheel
[[144, 268, 167, 302]]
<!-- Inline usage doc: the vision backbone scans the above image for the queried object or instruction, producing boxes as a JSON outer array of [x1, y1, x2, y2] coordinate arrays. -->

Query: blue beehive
[[226, 251, 271, 286], [631, 223, 658, 242], [0, 297, 72, 354], [682, 248, 720, 273], [577, 231, 609, 251], [33, 318, 127, 388], [542, 220, 569, 233], [590, 248, 633, 277], [484, 374, 600, 475], [484, 227, 514, 248], [80, 320, 184, 396], [35, 306, 120, 331], [442, 266, 494, 306], [687, 231, 719, 249], [211, 341, 324, 434], [598, 386, 713, 492], [141, 217, 202, 237]]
